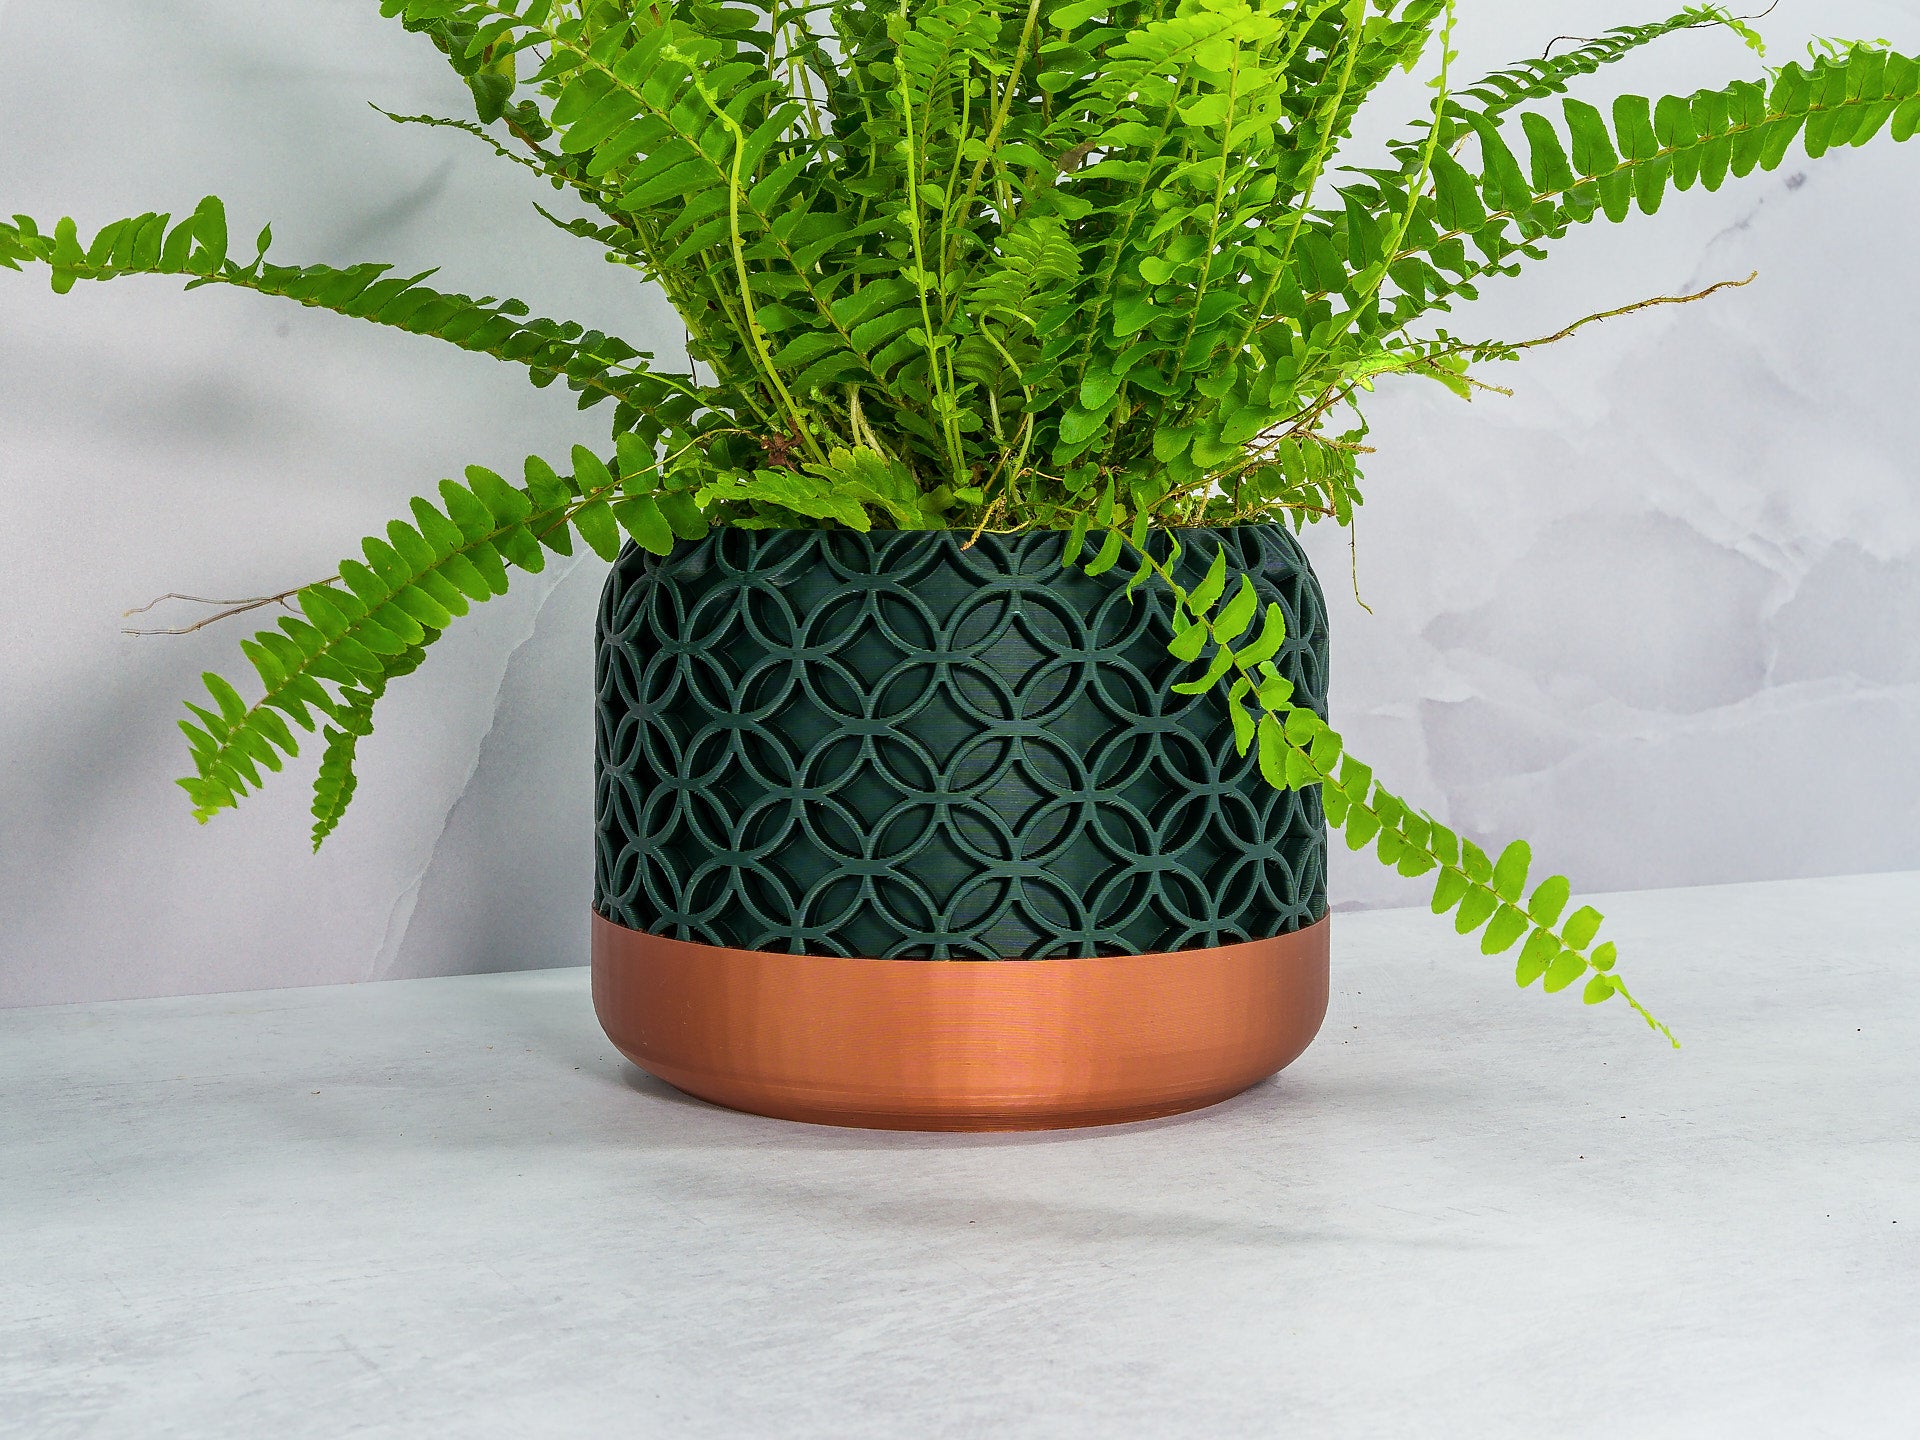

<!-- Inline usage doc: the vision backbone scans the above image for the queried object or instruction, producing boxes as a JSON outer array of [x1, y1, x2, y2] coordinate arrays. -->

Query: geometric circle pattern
[[594, 524, 1330, 959]]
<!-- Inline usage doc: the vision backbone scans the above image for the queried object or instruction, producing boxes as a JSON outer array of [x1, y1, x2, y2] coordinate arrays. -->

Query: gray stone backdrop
[[4, 2, 1917, 1006]]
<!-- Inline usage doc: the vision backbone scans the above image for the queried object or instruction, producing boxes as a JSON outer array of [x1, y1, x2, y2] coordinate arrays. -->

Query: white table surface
[[4, 870, 1917, 1440]]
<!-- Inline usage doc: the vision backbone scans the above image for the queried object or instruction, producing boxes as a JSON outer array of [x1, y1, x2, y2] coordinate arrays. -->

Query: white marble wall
[[3, 2, 1917, 1006]]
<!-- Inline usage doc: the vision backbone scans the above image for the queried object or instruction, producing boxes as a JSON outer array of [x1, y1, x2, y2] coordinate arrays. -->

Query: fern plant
[[8, 1, 1917, 1043]]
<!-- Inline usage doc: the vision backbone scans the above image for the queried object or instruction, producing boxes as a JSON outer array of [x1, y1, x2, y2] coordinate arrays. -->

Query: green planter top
[[595, 525, 1329, 959]]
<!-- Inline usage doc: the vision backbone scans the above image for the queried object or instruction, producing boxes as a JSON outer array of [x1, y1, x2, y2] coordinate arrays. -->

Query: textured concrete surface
[[5, 872, 1916, 1439], [4, 4, 1920, 1006]]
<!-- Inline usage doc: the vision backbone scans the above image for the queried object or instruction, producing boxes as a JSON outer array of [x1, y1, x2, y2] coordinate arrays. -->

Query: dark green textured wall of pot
[[594, 526, 1329, 958]]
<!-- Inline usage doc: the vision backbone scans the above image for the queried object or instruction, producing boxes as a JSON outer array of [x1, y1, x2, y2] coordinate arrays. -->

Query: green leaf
[[1227, 679, 1256, 757], [1344, 803, 1382, 851], [1050, 0, 1108, 30], [1168, 618, 1209, 663], [1430, 151, 1487, 231], [1454, 885, 1500, 934], [612, 495, 675, 555], [1460, 840, 1492, 884], [1583, 974, 1617, 1005], [1307, 725, 1341, 772], [438, 479, 495, 541], [1084, 528, 1125, 578], [1613, 93, 1659, 162], [202, 672, 248, 724], [1515, 928, 1559, 987], [1522, 109, 1577, 192], [469, 71, 514, 124], [1236, 604, 1288, 668], [1323, 787, 1350, 827], [657, 492, 709, 542], [1285, 746, 1319, 790], [387, 584, 453, 630], [1491, 840, 1531, 903], [1061, 512, 1091, 568], [1563, 98, 1621, 177], [1256, 713, 1287, 789], [188, 194, 227, 273], [1212, 577, 1259, 643], [1057, 405, 1107, 447], [572, 500, 621, 561], [1254, 668, 1294, 711], [1543, 950, 1588, 993], [573, 445, 617, 495], [1188, 547, 1229, 614], [523, 454, 570, 511], [1171, 646, 1235, 696], [1561, 905, 1604, 950], [1337, 755, 1372, 800], [299, 585, 356, 639], [466, 465, 533, 525], [1526, 874, 1570, 927], [1431, 866, 1470, 915], [1480, 903, 1530, 955]]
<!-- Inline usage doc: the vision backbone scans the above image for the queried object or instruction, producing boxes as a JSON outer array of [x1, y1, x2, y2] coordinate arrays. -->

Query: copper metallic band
[[591, 913, 1331, 1131]]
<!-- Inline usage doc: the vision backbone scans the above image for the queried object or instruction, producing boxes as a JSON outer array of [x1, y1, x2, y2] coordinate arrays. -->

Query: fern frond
[[370, 104, 577, 190], [383, 0, 889, 414], [1104, 522, 1677, 1045], [308, 631, 435, 849], [693, 444, 937, 532], [954, 216, 1079, 398], [1378, 46, 1920, 332], [181, 445, 689, 836], [0, 197, 685, 414], [1446, 8, 1763, 125]]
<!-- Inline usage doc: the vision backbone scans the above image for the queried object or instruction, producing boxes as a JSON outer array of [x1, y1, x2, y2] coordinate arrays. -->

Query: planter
[[591, 525, 1332, 1129]]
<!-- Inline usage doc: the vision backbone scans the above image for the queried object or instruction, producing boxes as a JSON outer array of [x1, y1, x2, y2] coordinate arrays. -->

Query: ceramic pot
[[591, 525, 1331, 1129]]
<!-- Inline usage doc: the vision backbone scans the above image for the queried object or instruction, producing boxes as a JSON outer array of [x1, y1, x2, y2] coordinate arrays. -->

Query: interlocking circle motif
[[594, 526, 1330, 959]]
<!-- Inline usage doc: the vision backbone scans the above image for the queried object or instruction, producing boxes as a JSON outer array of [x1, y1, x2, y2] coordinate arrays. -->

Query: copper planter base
[[590, 913, 1330, 1132]]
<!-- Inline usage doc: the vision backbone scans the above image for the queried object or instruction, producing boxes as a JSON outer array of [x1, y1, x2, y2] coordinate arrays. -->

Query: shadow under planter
[[592, 525, 1332, 1130]]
